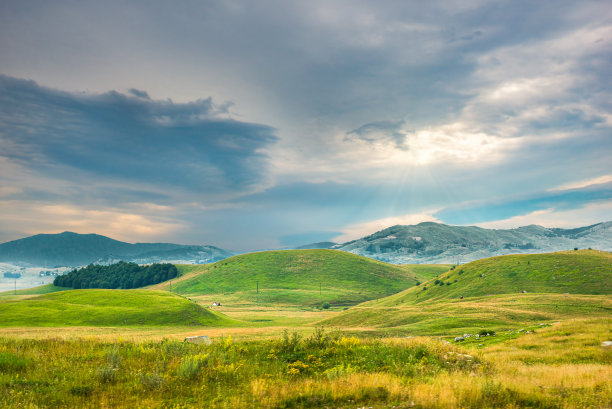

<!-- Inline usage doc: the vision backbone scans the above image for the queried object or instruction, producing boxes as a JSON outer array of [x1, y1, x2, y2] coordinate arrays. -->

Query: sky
[[0, 0, 611, 251]]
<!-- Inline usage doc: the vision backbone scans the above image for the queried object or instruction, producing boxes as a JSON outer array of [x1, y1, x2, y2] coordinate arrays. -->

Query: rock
[[454, 336, 465, 342], [602, 341, 612, 348], [184, 335, 212, 345]]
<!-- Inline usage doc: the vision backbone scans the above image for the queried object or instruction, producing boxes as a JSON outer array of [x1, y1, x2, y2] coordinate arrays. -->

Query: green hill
[[386, 249, 611, 305], [154, 249, 448, 306], [0, 289, 236, 327], [323, 250, 612, 334]]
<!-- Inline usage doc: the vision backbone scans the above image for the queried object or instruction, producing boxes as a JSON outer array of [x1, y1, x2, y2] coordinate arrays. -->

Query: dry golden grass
[[0, 317, 609, 407]]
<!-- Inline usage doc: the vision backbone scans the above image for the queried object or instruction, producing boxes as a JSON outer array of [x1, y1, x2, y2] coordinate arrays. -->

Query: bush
[[96, 365, 118, 384], [177, 354, 209, 380], [478, 329, 496, 336], [322, 302, 331, 309]]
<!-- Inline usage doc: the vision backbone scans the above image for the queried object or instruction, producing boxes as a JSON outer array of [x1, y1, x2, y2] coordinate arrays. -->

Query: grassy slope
[[153, 249, 447, 306], [0, 289, 236, 327], [388, 249, 612, 305], [0, 283, 70, 297], [323, 250, 612, 334]]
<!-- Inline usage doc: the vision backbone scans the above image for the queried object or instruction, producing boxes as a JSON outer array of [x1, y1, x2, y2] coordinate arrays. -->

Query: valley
[[0, 249, 610, 408]]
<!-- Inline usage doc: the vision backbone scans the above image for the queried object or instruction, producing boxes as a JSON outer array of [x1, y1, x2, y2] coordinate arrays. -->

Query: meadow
[[150, 250, 449, 307], [0, 319, 609, 408], [0, 249, 610, 408]]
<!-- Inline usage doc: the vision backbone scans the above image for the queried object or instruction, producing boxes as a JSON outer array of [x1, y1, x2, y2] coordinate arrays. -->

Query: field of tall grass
[[1, 318, 609, 408]]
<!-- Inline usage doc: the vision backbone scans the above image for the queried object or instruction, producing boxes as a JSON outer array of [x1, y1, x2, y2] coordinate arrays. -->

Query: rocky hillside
[[336, 221, 612, 264]]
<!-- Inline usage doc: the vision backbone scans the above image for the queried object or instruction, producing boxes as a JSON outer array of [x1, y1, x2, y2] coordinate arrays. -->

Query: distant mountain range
[[0, 232, 233, 267], [1, 221, 611, 267], [299, 221, 612, 264]]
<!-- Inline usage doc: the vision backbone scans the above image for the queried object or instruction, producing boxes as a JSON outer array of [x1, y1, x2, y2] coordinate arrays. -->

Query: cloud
[[0, 1, 610, 250], [0, 75, 277, 198], [0, 201, 183, 244], [476, 201, 612, 229], [550, 174, 612, 191], [435, 182, 612, 225], [345, 120, 407, 148]]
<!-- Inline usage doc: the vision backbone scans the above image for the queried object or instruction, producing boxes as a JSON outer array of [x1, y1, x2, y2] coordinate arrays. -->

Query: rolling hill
[[153, 249, 449, 306], [0, 231, 233, 267], [322, 250, 612, 334], [0, 289, 236, 327], [336, 221, 612, 264]]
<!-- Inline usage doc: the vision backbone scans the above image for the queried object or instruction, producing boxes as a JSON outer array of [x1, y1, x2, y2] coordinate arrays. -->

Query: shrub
[[478, 329, 496, 336], [177, 354, 209, 380], [322, 302, 331, 309], [96, 365, 118, 384]]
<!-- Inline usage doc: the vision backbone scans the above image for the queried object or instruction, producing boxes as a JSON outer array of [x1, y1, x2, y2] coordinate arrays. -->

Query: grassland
[[0, 319, 609, 408], [324, 250, 612, 335], [0, 250, 610, 407], [0, 289, 236, 327], [151, 250, 448, 307], [391, 249, 612, 304]]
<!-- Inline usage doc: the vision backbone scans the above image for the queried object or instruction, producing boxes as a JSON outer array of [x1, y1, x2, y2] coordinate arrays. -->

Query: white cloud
[[0, 201, 184, 244], [550, 174, 612, 191], [476, 201, 612, 229], [334, 210, 441, 243]]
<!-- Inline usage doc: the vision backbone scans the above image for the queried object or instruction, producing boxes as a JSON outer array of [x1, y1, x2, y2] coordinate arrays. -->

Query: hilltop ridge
[[0, 231, 233, 267], [336, 221, 612, 263]]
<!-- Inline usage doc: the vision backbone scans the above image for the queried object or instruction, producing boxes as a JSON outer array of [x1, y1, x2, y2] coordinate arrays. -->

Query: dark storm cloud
[[0, 75, 277, 196]]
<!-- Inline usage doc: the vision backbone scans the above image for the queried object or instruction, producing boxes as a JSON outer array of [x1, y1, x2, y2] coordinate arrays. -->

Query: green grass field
[[390, 249, 612, 304], [0, 319, 609, 408], [323, 250, 612, 335], [152, 249, 448, 307], [0, 289, 236, 327], [0, 250, 610, 407]]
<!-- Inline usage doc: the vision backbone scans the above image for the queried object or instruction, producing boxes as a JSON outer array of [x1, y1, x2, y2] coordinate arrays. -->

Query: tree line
[[53, 261, 178, 289]]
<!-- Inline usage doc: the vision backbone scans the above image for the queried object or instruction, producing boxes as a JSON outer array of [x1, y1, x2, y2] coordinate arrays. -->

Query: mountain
[[152, 249, 448, 307], [0, 232, 233, 267], [322, 250, 612, 334], [294, 241, 340, 250], [335, 221, 612, 264]]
